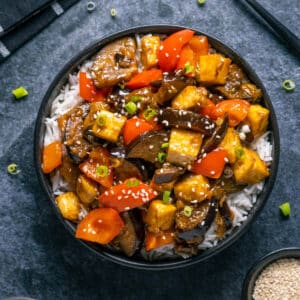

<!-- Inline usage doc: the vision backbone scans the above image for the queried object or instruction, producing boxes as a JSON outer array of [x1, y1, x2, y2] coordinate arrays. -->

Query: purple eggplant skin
[[201, 115, 229, 154], [218, 201, 233, 231], [110, 210, 144, 257], [126, 130, 170, 165], [176, 197, 218, 242], [153, 164, 181, 184], [64, 103, 92, 164], [159, 108, 216, 136], [156, 70, 196, 105]]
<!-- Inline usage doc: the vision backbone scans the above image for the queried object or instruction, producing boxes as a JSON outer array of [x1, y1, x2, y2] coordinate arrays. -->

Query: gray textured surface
[[0, 0, 299, 299]]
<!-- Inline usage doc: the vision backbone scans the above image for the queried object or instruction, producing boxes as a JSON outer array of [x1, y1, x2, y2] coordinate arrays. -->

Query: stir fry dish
[[42, 29, 271, 258]]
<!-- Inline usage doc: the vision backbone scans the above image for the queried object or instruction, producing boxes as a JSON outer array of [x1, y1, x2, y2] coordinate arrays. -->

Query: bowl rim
[[241, 247, 300, 299], [34, 24, 280, 270]]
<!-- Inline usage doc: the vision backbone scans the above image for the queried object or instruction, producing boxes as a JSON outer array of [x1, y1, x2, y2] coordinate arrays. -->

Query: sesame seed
[[98, 219, 103, 223], [159, 45, 164, 50], [191, 187, 196, 192], [135, 121, 140, 128], [149, 145, 154, 150], [210, 170, 216, 175], [165, 53, 169, 57], [117, 196, 122, 200], [124, 206, 130, 211], [104, 191, 109, 196], [200, 221, 205, 226]]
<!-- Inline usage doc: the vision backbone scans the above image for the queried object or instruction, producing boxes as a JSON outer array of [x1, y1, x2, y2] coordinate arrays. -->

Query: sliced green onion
[[7, 163, 21, 175], [96, 165, 109, 177], [183, 205, 193, 217], [161, 142, 169, 149], [126, 179, 140, 187], [163, 190, 171, 204], [143, 107, 157, 120], [198, 0, 206, 4], [110, 8, 117, 17], [130, 95, 143, 103], [157, 152, 166, 164], [12, 86, 28, 99], [184, 62, 194, 74], [96, 113, 107, 127], [125, 101, 137, 115], [87, 1, 96, 12], [279, 202, 291, 217], [235, 146, 245, 160], [282, 79, 295, 92]]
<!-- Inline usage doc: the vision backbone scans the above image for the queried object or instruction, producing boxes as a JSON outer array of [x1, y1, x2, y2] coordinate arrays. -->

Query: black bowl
[[34, 25, 280, 270], [242, 248, 300, 299]]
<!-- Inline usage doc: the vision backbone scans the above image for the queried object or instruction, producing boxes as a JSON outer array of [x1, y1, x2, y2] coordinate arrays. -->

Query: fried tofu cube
[[76, 175, 98, 205], [196, 54, 231, 85], [219, 128, 242, 164], [233, 148, 269, 184], [56, 192, 80, 221], [247, 104, 269, 137], [174, 174, 212, 203], [171, 86, 208, 110], [92, 110, 127, 143], [167, 129, 203, 167], [141, 35, 160, 69], [144, 200, 177, 233]]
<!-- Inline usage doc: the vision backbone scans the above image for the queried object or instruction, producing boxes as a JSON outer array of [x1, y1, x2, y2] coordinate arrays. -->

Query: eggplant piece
[[175, 197, 217, 242], [201, 115, 229, 153], [159, 108, 216, 136], [112, 210, 144, 257], [64, 103, 93, 163], [126, 130, 169, 165], [59, 154, 80, 191], [215, 176, 246, 194], [153, 164, 181, 184], [216, 201, 233, 238], [114, 158, 147, 182], [156, 70, 196, 105], [91, 37, 138, 88], [215, 64, 262, 102]]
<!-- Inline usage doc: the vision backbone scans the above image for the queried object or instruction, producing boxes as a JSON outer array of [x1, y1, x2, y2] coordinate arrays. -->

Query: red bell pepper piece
[[99, 178, 158, 212], [42, 141, 62, 174], [189, 35, 209, 56], [126, 69, 163, 89], [79, 71, 107, 102], [75, 208, 125, 244], [145, 230, 175, 251], [200, 99, 250, 127], [176, 44, 196, 77], [158, 29, 195, 72], [192, 148, 228, 179], [123, 117, 156, 145], [214, 100, 250, 127], [79, 147, 113, 188]]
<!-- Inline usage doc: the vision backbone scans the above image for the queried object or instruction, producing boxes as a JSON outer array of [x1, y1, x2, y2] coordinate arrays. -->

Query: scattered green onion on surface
[[96, 114, 107, 127], [282, 79, 295, 92], [96, 165, 109, 177], [126, 179, 140, 187], [130, 95, 143, 103], [7, 163, 21, 175], [143, 107, 156, 120], [279, 202, 291, 217], [157, 152, 166, 164], [110, 8, 117, 17], [198, 0, 206, 5], [125, 101, 137, 115], [87, 1, 96, 12], [161, 142, 169, 149], [183, 205, 193, 217], [184, 62, 194, 74], [163, 190, 171, 204], [12, 86, 28, 99]]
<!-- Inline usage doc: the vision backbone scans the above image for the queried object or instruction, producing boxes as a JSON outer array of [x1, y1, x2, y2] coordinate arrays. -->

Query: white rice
[[44, 55, 273, 260]]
